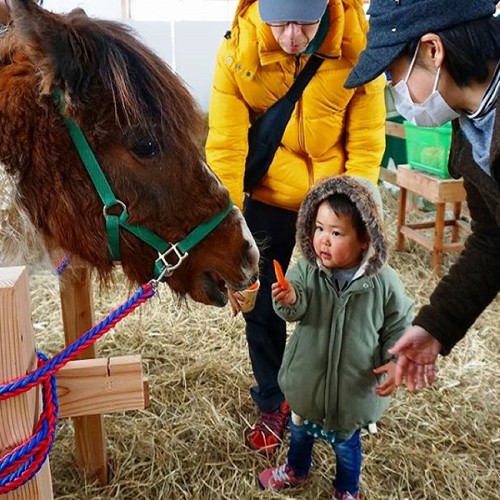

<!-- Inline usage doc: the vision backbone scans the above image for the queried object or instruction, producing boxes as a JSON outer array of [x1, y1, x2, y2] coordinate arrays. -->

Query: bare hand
[[271, 281, 296, 305], [227, 289, 243, 316], [388, 325, 442, 391], [373, 361, 396, 397]]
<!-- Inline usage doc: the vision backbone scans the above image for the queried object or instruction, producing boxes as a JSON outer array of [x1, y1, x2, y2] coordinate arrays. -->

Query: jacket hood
[[297, 175, 388, 276]]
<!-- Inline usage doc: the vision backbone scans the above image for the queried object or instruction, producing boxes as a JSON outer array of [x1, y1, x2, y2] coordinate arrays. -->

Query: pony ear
[[9, 0, 92, 98]]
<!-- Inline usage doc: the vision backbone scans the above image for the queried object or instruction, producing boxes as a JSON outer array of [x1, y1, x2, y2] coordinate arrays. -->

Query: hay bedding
[[21, 189, 499, 499]]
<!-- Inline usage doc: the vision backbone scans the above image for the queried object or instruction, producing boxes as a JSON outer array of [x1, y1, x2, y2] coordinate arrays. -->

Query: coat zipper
[[294, 56, 314, 186]]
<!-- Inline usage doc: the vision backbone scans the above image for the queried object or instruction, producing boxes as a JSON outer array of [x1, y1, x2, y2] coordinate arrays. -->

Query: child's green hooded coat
[[275, 176, 413, 438]]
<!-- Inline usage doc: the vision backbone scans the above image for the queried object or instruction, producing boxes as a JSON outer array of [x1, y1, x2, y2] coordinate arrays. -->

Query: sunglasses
[[266, 20, 320, 28]]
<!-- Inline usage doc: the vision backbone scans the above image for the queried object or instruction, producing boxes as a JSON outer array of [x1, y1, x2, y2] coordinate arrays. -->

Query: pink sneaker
[[258, 463, 308, 491], [332, 487, 361, 499]]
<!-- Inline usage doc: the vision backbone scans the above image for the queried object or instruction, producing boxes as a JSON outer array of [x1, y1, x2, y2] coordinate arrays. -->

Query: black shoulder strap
[[283, 55, 324, 104]]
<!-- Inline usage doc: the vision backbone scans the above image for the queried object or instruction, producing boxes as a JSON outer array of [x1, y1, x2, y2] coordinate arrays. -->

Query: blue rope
[[0, 283, 155, 492], [54, 254, 72, 276], [0, 284, 154, 398], [0, 352, 58, 487]]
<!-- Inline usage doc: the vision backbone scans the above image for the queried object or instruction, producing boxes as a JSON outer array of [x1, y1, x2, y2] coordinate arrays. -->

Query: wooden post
[[59, 266, 108, 485], [121, 0, 131, 19], [396, 185, 407, 251], [0, 267, 54, 499]]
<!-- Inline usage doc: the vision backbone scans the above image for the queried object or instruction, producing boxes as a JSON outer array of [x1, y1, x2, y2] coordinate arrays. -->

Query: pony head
[[0, 0, 259, 306]]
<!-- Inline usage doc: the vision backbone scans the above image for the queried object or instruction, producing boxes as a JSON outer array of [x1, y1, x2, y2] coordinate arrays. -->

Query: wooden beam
[[56, 356, 146, 419], [385, 120, 406, 139], [59, 266, 108, 484], [397, 165, 466, 203], [379, 167, 397, 186], [121, 0, 131, 19], [0, 267, 53, 499]]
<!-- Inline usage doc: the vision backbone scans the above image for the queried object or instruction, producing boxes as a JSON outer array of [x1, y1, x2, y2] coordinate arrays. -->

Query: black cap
[[345, 0, 497, 89]]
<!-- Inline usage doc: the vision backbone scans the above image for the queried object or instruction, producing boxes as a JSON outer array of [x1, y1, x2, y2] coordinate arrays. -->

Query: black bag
[[243, 55, 324, 192]]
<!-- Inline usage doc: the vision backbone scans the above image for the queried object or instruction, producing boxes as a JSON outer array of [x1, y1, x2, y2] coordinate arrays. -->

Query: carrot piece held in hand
[[273, 259, 289, 290]]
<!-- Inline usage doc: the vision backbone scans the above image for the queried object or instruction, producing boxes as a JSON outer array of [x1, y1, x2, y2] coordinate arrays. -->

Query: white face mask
[[390, 45, 459, 127]]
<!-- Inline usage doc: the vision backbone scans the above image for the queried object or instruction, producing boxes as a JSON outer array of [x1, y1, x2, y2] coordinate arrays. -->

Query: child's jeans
[[287, 420, 362, 495]]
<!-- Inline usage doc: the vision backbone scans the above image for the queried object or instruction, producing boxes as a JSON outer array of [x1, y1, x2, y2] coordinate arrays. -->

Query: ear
[[9, 0, 93, 99], [419, 33, 446, 69]]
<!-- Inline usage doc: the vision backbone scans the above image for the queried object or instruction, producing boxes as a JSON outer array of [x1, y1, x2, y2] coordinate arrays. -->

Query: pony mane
[[3, 10, 203, 157]]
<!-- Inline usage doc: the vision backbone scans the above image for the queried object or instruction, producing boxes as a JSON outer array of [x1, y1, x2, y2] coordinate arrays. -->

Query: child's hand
[[271, 281, 296, 306], [373, 361, 397, 397]]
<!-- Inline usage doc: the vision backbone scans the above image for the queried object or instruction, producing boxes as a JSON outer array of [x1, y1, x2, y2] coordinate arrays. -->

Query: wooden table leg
[[451, 202, 461, 242], [397, 186, 407, 251], [433, 202, 446, 273], [59, 266, 108, 485]]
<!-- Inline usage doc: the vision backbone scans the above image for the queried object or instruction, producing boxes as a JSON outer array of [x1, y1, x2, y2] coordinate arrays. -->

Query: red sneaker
[[246, 401, 290, 456], [258, 463, 308, 490]]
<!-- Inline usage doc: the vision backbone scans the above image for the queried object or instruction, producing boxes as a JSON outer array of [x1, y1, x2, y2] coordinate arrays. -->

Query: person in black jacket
[[345, 0, 500, 391]]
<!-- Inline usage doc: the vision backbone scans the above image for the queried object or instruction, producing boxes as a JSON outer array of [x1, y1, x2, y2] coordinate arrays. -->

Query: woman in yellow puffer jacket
[[206, 0, 386, 456]]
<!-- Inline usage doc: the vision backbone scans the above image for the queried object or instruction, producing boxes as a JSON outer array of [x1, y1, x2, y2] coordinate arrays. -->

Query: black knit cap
[[345, 0, 497, 89]]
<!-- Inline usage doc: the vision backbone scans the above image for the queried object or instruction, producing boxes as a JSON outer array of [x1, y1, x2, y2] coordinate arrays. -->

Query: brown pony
[[0, 0, 259, 306]]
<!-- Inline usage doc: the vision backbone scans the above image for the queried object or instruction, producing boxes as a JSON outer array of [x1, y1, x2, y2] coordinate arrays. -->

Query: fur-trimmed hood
[[297, 175, 388, 277]]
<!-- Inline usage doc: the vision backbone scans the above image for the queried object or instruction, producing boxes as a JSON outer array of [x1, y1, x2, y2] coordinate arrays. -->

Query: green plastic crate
[[403, 121, 452, 178]]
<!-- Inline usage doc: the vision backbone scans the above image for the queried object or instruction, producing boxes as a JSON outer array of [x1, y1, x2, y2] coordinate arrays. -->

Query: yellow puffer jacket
[[206, 0, 386, 211]]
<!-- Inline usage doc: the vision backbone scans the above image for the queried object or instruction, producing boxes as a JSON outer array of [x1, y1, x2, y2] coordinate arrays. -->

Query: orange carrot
[[273, 259, 289, 290], [247, 281, 259, 291]]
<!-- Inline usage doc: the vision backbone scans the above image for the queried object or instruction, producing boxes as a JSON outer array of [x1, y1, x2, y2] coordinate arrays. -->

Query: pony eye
[[132, 138, 159, 158]]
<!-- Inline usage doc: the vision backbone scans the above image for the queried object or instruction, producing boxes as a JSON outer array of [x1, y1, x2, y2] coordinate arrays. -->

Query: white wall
[[123, 20, 229, 110], [172, 22, 228, 109], [42, 0, 231, 110], [124, 21, 174, 67], [43, 0, 122, 18]]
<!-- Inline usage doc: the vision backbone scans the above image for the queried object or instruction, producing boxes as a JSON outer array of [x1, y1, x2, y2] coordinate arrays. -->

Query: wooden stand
[[396, 165, 470, 274], [0, 267, 53, 499], [0, 267, 149, 498]]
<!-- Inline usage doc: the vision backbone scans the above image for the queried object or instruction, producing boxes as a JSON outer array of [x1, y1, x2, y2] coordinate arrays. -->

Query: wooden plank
[[405, 221, 436, 230], [442, 242, 466, 253], [396, 165, 466, 203], [379, 167, 397, 185], [400, 226, 435, 250], [59, 266, 108, 484], [0, 267, 53, 500], [57, 356, 146, 419], [385, 120, 406, 139], [408, 219, 465, 229]]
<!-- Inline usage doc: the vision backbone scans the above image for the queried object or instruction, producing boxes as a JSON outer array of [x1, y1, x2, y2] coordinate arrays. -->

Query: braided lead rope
[[0, 352, 58, 494], [0, 281, 156, 493], [54, 253, 72, 276], [0, 282, 155, 400]]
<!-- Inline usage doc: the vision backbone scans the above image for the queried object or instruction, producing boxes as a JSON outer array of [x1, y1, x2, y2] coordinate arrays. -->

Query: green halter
[[52, 88, 233, 281]]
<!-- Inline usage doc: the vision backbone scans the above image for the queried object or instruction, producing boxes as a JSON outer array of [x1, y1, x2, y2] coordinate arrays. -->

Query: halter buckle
[[155, 244, 188, 281]]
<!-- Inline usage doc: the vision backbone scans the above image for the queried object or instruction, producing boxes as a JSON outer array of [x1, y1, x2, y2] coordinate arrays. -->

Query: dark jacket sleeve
[[414, 178, 500, 354]]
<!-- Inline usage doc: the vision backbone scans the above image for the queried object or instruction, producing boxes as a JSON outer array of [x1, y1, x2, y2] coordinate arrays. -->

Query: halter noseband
[[52, 88, 233, 281]]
